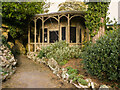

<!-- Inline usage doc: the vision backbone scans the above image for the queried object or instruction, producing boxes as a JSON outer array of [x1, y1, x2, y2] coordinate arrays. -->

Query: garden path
[[2, 55, 74, 88]]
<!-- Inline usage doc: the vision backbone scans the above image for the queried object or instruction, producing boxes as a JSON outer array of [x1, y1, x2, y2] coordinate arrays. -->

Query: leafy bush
[[77, 78, 88, 86], [67, 66, 78, 74], [66, 67, 88, 85], [37, 50, 45, 59], [38, 41, 82, 65], [82, 29, 120, 81], [59, 60, 68, 66], [1, 35, 11, 49]]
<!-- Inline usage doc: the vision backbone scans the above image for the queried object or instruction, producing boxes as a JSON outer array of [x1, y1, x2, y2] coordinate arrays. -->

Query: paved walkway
[[2, 55, 74, 88]]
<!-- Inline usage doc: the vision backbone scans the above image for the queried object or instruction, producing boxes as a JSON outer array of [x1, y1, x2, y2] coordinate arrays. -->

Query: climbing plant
[[85, 1, 110, 38]]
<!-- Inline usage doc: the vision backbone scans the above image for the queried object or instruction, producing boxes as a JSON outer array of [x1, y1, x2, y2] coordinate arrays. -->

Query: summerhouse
[[28, 11, 89, 52]]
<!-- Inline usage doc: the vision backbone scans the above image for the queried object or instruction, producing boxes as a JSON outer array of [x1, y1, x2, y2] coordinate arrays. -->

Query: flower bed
[[27, 51, 111, 89]]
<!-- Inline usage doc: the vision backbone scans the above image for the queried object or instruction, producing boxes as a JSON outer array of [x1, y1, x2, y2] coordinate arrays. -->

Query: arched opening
[[60, 16, 68, 41], [44, 17, 59, 43], [70, 16, 85, 43], [36, 19, 42, 43]]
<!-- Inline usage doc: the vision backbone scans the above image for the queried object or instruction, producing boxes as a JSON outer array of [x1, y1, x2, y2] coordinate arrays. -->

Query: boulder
[[14, 40, 26, 55], [2, 32, 8, 40], [8, 42, 14, 49], [47, 58, 59, 74]]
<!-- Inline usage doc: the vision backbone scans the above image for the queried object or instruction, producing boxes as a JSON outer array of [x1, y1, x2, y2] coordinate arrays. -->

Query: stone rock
[[70, 80, 73, 84], [3, 53, 6, 56], [0, 51, 2, 56], [78, 83, 88, 88], [99, 85, 109, 89], [4, 50, 8, 53], [2, 32, 8, 40], [8, 42, 14, 49], [14, 40, 26, 54], [12, 62, 17, 66], [61, 68, 69, 81], [42, 57, 47, 64], [9, 57, 15, 62], [47, 58, 59, 74], [56, 74, 61, 78], [0, 45, 17, 81]]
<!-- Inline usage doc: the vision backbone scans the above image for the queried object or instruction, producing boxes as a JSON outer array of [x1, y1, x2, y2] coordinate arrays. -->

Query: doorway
[[49, 31, 59, 43], [70, 27, 76, 43]]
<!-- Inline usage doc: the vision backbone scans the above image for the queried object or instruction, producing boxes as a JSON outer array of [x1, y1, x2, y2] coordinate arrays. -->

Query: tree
[[58, 0, 87, 11], [2, 2, 49, 39]]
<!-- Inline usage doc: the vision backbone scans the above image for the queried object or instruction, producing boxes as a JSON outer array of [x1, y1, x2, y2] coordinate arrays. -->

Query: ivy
[[85, 2, 110, 38]]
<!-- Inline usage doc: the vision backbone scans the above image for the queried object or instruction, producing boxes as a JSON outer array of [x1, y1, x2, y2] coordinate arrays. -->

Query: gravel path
[[2, 55, 75, 88]]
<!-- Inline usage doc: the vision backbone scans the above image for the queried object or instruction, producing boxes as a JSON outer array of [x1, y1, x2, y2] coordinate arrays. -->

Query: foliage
[[59, 60, 68, 66], [38, 41, 82, 65], [1, 35, 11, 49], [66, 66, 88, 85], [58, 1, 87, 11], [77, 78, 88, 86], [82, 28, 120, 81], [66, 66, 78, 75], [37, 50, 45, 59], [2, 2, 49, 39], [85, 2, 110, 38]]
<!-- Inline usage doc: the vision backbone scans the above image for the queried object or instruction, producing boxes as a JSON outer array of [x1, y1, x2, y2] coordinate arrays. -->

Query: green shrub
[[69, 73, 78, 80], [37, 50, 45, 59], [66, 66, 88, 85], [59, 60, 68, 66], [77, 78, 88, 86], [38, 41, 82, 65], [82, 29, 120, 81], [67, 66, 78, 74], [2, 35, 11, 49]]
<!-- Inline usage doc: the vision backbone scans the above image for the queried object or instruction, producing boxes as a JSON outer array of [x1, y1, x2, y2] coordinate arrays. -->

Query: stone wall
[[0, 45, 17, 81]]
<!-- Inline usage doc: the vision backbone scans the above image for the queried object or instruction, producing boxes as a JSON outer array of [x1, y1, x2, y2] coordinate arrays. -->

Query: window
[[70, 27, 76, 43], [49, 31, 58, 43], [62, 27, 66, 40]]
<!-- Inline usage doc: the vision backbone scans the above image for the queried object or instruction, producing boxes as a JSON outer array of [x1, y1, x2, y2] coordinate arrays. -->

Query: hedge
[[82, 29, 120, 81]]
